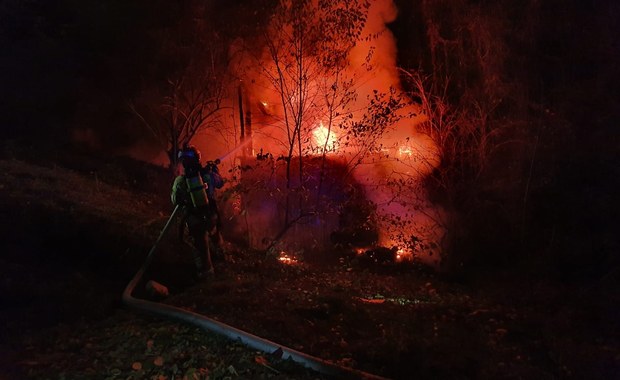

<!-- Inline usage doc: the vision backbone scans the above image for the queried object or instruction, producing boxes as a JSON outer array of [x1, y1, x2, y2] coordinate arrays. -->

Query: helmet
[[178, 145, 201, 167]]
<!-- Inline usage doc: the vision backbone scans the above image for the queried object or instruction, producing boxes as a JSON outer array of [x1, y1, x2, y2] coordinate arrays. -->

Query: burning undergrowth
[[168, 0, 447, 267], [222, 155, 380, 260], [218, 150, 444, 269]]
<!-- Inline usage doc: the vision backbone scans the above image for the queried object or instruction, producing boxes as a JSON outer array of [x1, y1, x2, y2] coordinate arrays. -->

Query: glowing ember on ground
[[356, 295, 431, 306], [355, 248, 368, 256], [277, 251, 298, 265]]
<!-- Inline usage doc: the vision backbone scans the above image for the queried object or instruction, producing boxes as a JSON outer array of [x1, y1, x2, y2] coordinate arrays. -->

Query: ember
[[395, 247, 411, 262], [277, 251, 298, 265]]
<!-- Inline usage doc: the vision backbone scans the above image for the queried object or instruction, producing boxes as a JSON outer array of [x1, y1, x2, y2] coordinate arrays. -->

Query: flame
[[311, 121, 339, 153], [395, 247, 413, 262], [277, 251, 298, 265], [398, 145, 413, 157], [224, 0, 445, 268]]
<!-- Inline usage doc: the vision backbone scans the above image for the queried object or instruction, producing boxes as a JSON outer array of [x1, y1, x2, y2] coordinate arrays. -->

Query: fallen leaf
[[255, 355, 280, 374], [357, 297, 385, 304], [184, 367, 199, 380], [227, 365, 238, 375], [154, 356, 164, 366], [255, 355, 268, 366]]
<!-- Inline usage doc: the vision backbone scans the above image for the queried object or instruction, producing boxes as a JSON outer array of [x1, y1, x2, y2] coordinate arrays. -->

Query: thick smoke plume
[[344, 0, 443, 265], [208, 0, 444, 265]]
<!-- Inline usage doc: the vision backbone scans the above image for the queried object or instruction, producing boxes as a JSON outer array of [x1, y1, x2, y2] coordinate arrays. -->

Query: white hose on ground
[[122, 206, 391, 380]]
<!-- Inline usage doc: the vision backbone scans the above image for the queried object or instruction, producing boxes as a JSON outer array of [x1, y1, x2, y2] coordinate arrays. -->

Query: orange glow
[[355, 247, 369, 256], [398, 145, 413, 157], [277, 251, 298, 265], [357, 297, 386, 304], [223, 0, 445, 268], [395, 247, 413, 262], [311, 122, 339, 153]]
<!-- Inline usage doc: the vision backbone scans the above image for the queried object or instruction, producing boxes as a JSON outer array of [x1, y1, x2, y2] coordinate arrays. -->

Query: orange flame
[[398, 145, 413, 157], [395, 247, 413, 262], [277, 251, 298, 265], [311, 121, 339, 153]]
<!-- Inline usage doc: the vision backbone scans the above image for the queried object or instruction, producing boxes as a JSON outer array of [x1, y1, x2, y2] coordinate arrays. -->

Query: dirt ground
[[1, 156, 618, 379]]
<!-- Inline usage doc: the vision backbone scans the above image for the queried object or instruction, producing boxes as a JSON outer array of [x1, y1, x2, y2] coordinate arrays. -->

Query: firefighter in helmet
[[171, 145, 224, 279]]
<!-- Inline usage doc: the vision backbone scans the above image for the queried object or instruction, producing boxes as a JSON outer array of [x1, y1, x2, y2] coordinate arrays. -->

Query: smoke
[[348, 0, 400, 99], [224, 0, 444, 265], [344, 0, 444, 266]]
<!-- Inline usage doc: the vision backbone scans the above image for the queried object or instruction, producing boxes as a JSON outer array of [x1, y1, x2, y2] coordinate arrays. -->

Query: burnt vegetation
[[1, 0, 619, 379]]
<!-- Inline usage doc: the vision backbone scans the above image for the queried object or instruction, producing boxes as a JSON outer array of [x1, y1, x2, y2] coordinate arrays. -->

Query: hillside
[[0, 153, 322, 380], [0, 149, 618, 379]]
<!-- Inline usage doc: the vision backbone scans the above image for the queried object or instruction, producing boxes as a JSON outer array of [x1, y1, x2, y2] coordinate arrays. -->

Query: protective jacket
[[171, 167, 223, 225]]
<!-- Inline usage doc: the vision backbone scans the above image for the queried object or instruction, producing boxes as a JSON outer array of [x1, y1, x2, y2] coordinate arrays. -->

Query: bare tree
[[229, 0, 430, 253], [129, 2, 228, 171], [392, 0, 542, 268], [230, 0, 428, 256], [253, 0, 372, 223]]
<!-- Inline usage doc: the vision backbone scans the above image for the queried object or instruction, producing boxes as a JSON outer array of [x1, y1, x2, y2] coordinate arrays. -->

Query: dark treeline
[[390, 0, 619, 278], [1, 0, 173, 144], [0, 0, 273, 147]]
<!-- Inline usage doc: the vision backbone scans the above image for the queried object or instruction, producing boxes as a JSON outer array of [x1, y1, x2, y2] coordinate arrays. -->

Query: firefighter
[[171, 145, 224, 279]]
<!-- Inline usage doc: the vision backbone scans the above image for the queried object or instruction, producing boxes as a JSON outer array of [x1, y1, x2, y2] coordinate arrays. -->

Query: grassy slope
[[0, 158, 323, 380]]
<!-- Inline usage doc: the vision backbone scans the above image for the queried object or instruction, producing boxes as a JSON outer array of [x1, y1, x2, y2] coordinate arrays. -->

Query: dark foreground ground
[[0, 153, 618, 380]]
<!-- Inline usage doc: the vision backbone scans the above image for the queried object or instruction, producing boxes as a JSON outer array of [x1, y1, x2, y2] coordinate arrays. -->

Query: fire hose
[[122, 205, 390, 380]]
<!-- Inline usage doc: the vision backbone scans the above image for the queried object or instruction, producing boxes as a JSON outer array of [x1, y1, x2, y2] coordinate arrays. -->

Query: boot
[[192, 250, 213, 280]]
